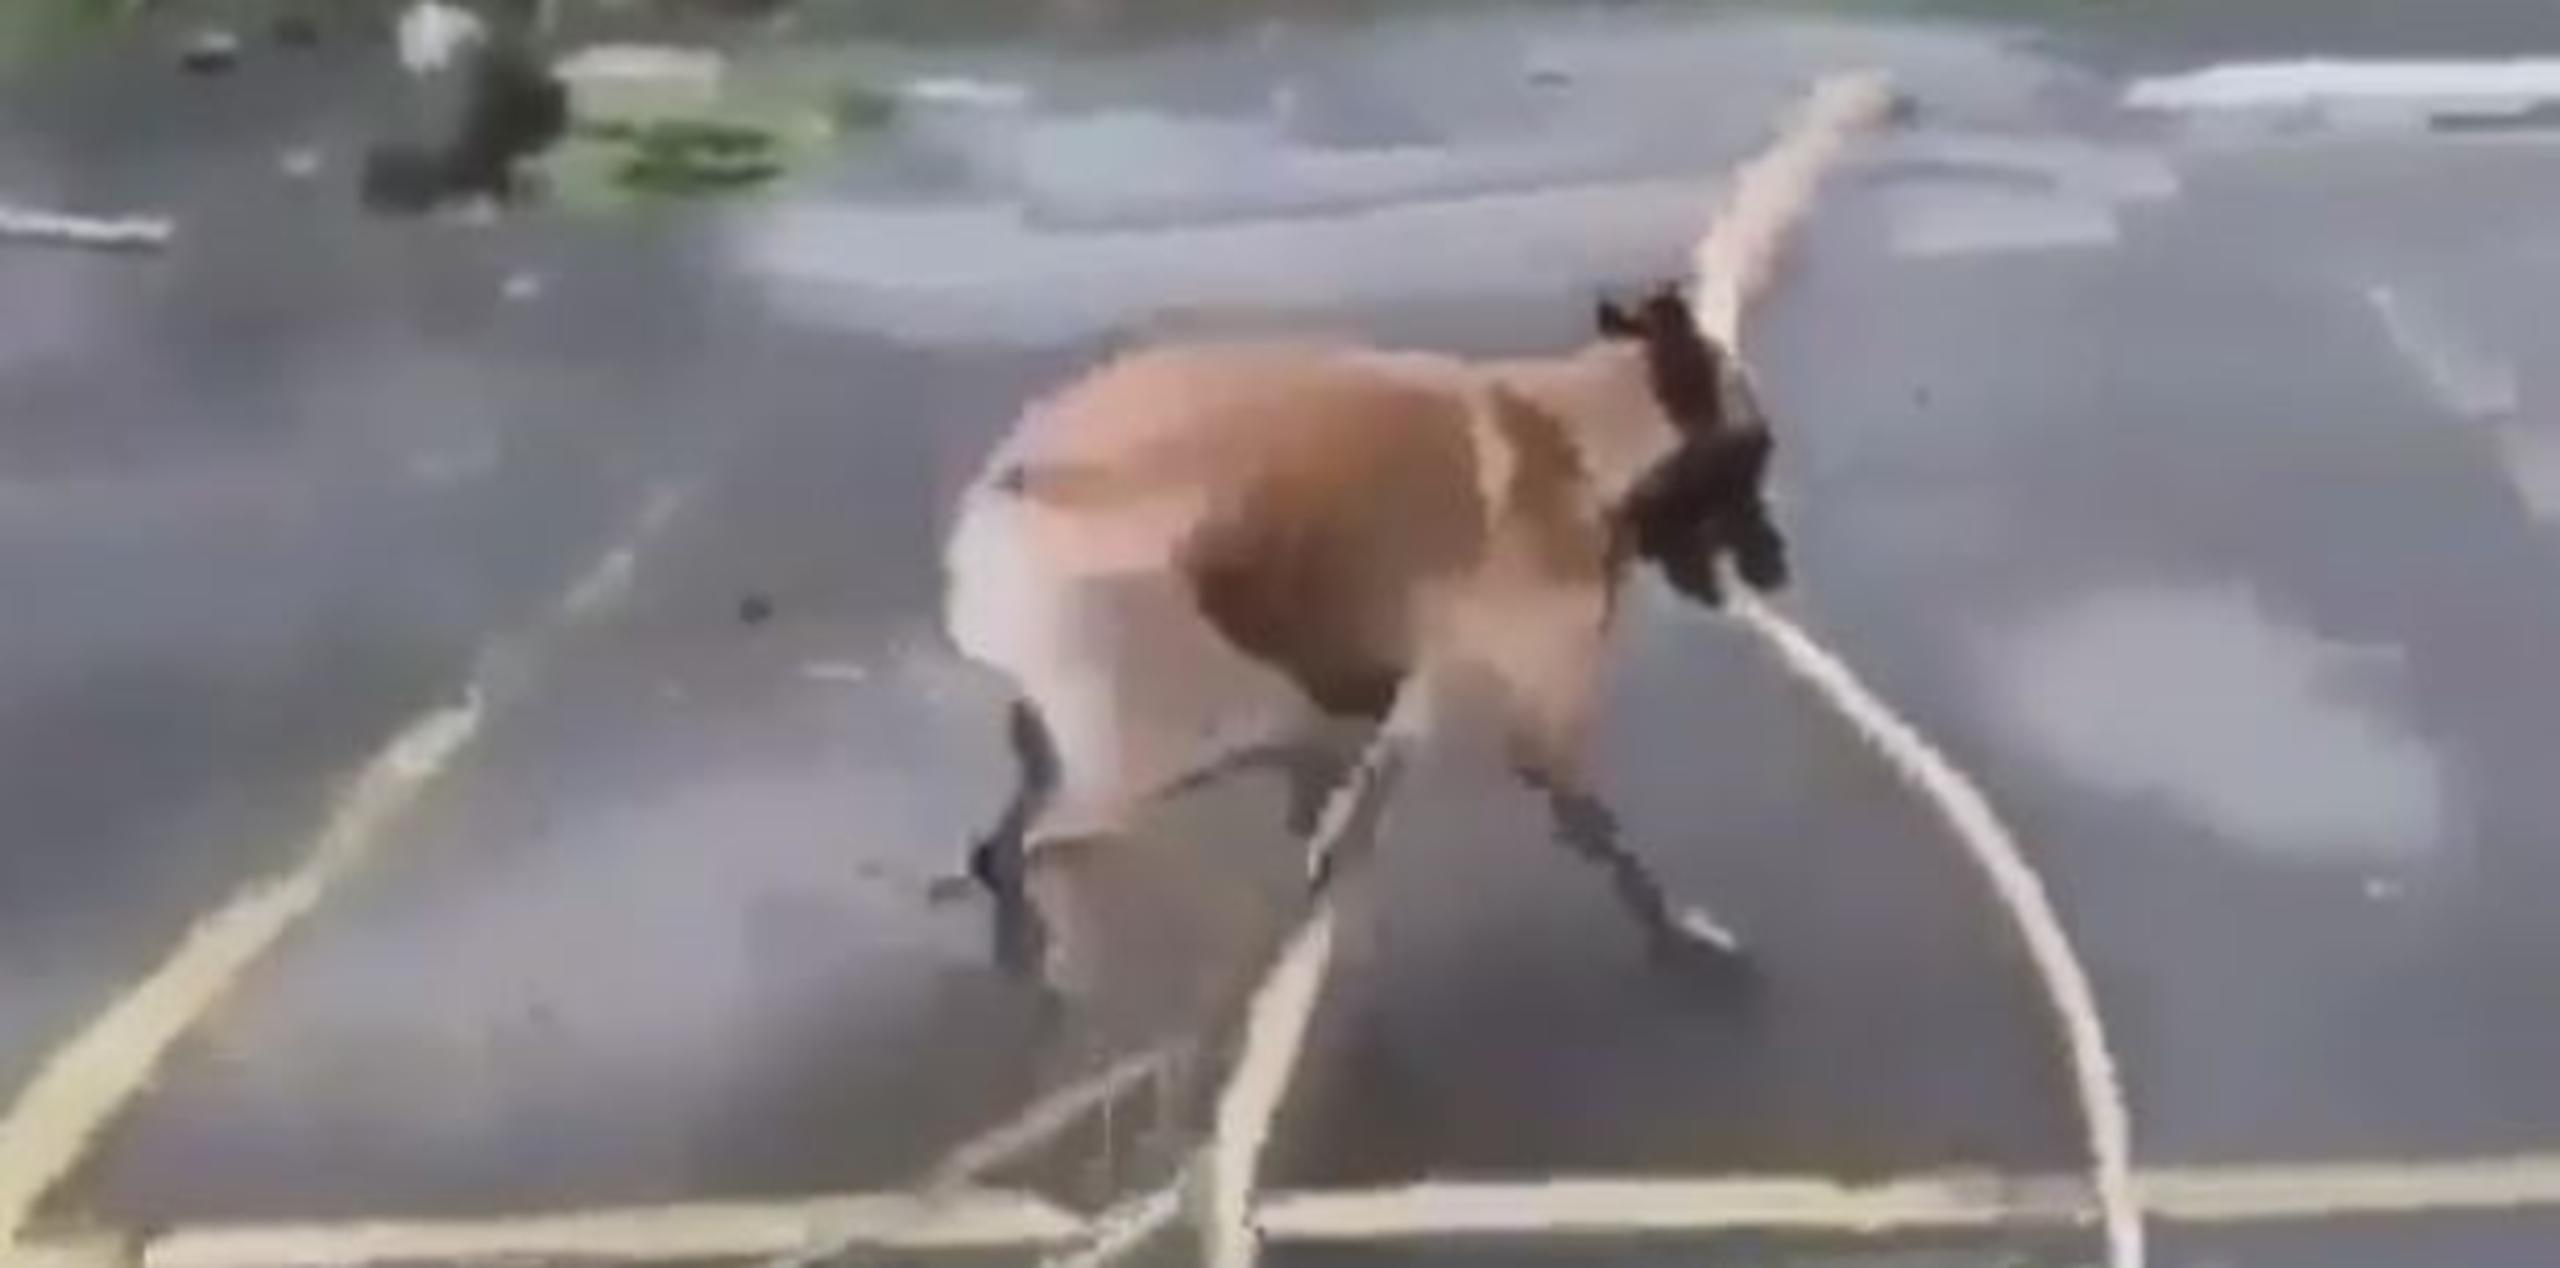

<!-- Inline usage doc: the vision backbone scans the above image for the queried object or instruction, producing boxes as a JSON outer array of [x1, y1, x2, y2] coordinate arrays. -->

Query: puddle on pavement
[[1981, 581, 2449, 867]]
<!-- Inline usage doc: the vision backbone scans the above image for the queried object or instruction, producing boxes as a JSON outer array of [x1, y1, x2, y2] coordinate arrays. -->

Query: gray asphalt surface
[[8, 2, 2560, 1264]]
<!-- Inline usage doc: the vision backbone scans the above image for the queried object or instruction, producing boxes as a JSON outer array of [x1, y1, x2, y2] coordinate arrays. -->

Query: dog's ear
[[1595, 296, 1641, 339], [1699, 425, 1773, 495]]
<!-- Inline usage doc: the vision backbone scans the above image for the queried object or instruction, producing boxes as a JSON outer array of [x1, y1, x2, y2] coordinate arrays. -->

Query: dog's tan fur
[[944, 334, 1691, 848]]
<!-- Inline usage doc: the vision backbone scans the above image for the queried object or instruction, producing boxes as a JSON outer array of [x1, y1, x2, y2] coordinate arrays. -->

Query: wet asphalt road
[[9, 2, 2560, 1264]]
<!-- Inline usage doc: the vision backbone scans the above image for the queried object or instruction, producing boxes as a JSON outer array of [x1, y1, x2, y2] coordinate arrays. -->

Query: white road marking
[[0, 1232, 125, 1268], [1200, 686, 1421, 1268], [1263, 1154, 2560, 1238], [2127, 58, 2560, 113], [2140, 1153, 2560, 1221], [1727, 593, 2143, 1268], [1259, 1171, 2074, 1240], [751, 1041, 1190, 1268], [1037, 1165, 1190, 1268], [926, 1044, 1186, 1195], [143, 1191, 1081, 1268], [560, 485, 689, 620], [1689, 70, 1898, 360], [0, 204, 172, 252], [1687, 65, 2145, 1268], [2366, 283, 2519, 421], [20, 1155, 2560, 1268], [1203, 911, 1339, 1268]]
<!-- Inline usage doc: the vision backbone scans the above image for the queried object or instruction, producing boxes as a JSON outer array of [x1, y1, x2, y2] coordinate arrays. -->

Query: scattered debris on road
[[277, 146, 324, 180], [363, 36, 568, 215], [176, 27, 241, 74], [900, 76, 1027, 109], [396, 0, 485, 76], [607, 117, 787, 195], [737, 594, 775, 625], [555, 42, 726, 116], [0, 202, 173, 252], [545, 43, 869, 205]]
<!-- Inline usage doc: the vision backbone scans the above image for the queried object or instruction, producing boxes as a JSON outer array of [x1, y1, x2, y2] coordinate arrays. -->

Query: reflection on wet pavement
[[1985, 582, 2448, 865]]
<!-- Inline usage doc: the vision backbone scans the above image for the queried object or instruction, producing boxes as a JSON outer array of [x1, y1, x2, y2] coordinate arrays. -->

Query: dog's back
[[946, 342, 1509, 705]]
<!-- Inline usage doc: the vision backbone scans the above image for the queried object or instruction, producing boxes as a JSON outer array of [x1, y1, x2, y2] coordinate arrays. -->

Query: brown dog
[[943, 282, 1785, 984]]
